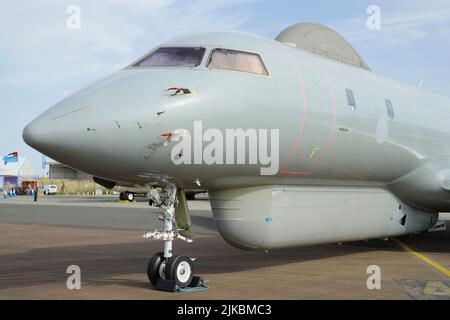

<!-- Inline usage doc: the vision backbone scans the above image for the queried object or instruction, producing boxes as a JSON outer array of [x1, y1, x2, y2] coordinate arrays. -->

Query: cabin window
[[346, 89, 356, 110], [386, 99, 395, 119], [207, 49, 268, 76], [133, 47, 206, 68]]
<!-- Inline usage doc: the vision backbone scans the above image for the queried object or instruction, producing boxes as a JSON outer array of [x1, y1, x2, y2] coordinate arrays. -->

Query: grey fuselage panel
[[23, 31, 450, 213]]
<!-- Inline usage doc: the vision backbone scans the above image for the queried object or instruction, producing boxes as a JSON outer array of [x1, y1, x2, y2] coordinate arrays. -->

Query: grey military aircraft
[[23, 23, 450, 288]]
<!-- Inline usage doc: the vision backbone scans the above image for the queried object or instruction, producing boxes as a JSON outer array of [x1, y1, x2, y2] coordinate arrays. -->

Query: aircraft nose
[[22, 117, 51, 151], [23, 97, 98, 165]]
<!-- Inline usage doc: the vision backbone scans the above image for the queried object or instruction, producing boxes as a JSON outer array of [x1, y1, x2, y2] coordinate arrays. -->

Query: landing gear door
[[175, 189, 193, 237]]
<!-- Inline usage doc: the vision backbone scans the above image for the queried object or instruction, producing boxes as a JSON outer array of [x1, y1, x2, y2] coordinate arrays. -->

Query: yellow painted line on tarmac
[[393, 238, 450, 278]]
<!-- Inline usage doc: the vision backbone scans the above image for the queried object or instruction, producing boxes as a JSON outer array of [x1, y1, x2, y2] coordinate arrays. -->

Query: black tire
[[119, 192, 125, 201], [165, 254, 194, 288], [126, 192, 135, 202], [147, 252, 165, 286]]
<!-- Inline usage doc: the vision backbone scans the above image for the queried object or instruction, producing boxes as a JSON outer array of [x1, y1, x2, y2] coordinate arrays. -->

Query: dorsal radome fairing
[[275, 23, 371, 71]]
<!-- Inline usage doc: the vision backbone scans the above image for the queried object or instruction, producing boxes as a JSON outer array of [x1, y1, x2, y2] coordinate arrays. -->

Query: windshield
[[133, 47, 206, 68], [207, 49, 268, 76]]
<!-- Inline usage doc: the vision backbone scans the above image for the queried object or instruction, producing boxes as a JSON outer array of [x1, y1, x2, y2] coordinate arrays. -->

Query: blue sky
[[1, 0, 450, 176]]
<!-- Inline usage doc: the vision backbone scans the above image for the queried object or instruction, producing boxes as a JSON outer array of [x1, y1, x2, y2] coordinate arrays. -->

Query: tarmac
[[0, 195, 449, 300]]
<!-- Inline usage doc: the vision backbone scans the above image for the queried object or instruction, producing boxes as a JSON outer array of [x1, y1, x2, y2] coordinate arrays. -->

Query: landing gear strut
[[144, 185, 194, 288]]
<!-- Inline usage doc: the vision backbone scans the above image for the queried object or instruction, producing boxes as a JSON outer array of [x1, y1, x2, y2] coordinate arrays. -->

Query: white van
[[44, 185, 57, 195]]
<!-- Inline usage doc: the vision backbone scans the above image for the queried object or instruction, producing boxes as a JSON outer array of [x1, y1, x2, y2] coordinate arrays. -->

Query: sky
[[1, 0, 450, 176]]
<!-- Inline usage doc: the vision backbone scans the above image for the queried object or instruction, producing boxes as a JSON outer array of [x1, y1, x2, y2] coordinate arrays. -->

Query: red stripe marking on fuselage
[[279, 48, 309, 175], [281, 55, 337, 176], [307, 59, 337, 173]]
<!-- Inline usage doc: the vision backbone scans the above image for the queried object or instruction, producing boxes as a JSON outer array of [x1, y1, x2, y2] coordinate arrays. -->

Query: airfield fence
[[38, 178, 113, 196]]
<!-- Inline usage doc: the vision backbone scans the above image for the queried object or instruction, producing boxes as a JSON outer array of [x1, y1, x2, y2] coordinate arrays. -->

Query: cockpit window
[[207, 49, 268, 76], [133, 47, 206, 68]]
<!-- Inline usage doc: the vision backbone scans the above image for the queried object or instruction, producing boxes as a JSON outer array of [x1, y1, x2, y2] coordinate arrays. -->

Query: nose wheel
[[146, 252, 166, 286], [147, 253, 194, 288], [165, 254, 194, 287], [144, 184, 197, 289]]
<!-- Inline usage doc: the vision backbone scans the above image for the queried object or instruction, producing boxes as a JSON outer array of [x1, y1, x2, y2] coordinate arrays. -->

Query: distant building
[[0, 156, 35, 191], [46, 158, 90, 180]]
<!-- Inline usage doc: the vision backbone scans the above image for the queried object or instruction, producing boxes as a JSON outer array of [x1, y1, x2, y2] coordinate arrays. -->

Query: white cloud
[[333, 1, 450, 48], [0, 0, 254, 90], [0, 0, 256, 175]]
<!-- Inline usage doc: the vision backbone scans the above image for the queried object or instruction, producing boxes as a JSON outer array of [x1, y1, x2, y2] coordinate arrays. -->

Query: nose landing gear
[[144, 184, 197, 290], [148, 253, 194, 288]]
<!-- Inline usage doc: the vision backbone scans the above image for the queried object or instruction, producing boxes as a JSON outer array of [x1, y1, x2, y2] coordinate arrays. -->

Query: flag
[[3, 152, 19, 165]]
